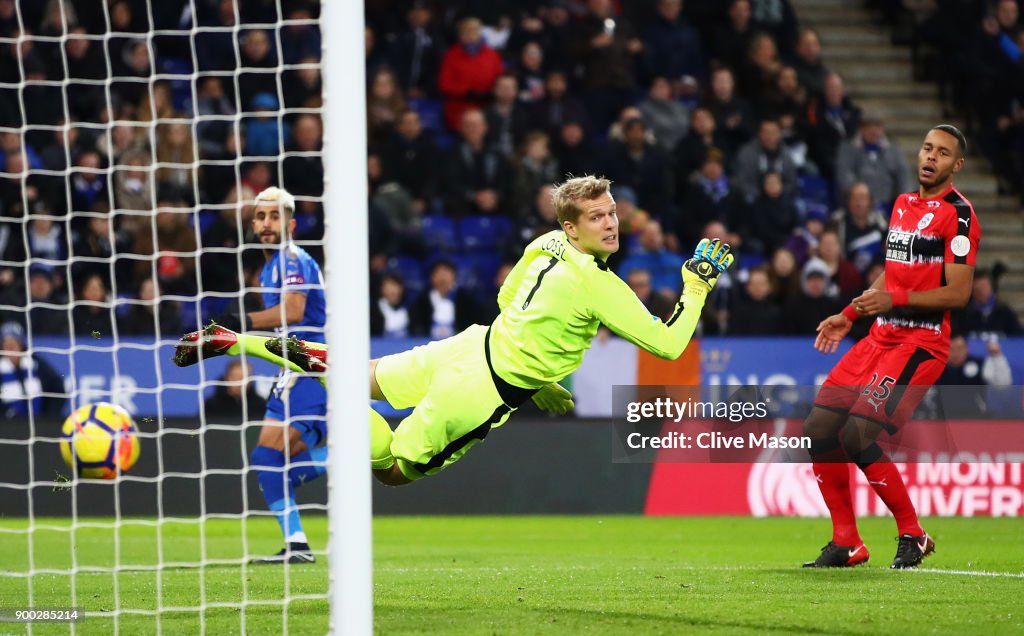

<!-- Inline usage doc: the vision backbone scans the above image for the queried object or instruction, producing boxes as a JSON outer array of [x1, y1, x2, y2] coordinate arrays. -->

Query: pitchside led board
[[31, 335, 1024, 519]]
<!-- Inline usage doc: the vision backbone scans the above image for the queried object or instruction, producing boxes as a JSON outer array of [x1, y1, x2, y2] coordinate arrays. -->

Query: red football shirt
[[870, 184, 981, 354]]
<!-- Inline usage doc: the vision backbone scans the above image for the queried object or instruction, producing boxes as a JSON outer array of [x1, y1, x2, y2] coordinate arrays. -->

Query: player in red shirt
[[802, 125, 980, 569]]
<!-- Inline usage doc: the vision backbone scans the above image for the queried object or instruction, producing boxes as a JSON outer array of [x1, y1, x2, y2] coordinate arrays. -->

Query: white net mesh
[[0, 1, 329, 632]]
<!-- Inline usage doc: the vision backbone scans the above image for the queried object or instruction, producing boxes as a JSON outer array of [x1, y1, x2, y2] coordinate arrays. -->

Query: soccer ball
[[59, 403, 141, 479]]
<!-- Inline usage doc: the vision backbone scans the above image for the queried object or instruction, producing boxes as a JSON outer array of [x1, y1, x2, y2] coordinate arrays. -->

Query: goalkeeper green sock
[[370, 408, 395, 470]]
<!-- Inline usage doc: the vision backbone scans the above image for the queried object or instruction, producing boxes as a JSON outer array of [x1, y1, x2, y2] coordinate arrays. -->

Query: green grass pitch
[[0, 516, 1021, 634]]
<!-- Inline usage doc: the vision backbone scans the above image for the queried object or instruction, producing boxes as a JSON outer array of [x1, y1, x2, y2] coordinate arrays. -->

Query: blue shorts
[[265, 372, 328, 448]]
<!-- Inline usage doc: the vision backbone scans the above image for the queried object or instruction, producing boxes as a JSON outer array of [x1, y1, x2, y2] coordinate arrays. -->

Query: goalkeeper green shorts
[[374, 324, 537, 481]]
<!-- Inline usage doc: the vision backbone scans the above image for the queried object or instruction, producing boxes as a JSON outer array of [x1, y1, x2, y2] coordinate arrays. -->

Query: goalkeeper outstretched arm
[[592, 238, 733, 359]]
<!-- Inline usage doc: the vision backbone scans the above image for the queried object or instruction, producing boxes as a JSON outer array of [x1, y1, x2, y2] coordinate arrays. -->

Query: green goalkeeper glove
[[681, 238, 734, 298], [531, 382, 575, 415]]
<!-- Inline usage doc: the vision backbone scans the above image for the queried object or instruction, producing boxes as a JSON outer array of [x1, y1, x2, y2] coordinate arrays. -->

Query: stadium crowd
[[0, 0, 1020, 343]]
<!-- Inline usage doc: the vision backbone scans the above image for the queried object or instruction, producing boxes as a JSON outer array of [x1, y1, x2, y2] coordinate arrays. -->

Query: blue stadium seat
[[200, 296, 233, 324], [178, 300, 201, 331], [386, 255, 426, 298], [420, 214, 458, 253], [459, 215, 514, 252], [407, 97, 443, 132], [159, 57, 194, 113], [798, 174, 831, 206]]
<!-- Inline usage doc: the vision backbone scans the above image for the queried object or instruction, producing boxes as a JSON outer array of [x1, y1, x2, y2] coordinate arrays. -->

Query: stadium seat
[[798, 174, 831, 206], [459, 215, 514, 252], [158, 57, 194, 113], [178, 300, 201, 331], [200, 296, 233, 324], [386, 255, 426, 298], [407, 97, 443, 132], [420, 214, 458, 253]]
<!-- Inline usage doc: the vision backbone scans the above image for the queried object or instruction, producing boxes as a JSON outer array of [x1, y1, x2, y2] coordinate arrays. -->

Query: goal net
[[0, 1, 364, 632]]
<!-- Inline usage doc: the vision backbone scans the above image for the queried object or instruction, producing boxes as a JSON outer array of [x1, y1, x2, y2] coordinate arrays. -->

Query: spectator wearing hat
[[0, 322, 66, 418], [780, 257, 843, 334], [243, 92, 288, 157]]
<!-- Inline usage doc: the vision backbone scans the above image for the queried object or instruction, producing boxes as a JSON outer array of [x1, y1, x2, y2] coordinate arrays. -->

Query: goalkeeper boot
[[265, 337, 328, 373], [172, 323, 239, 367], [251, 542, 316, 565], [802, 541, 869, 568], [890, 532, 934, 569]]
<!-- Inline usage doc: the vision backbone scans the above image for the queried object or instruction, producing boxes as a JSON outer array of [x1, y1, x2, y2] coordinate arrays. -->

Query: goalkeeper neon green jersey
[[489, 230, 707, 389]]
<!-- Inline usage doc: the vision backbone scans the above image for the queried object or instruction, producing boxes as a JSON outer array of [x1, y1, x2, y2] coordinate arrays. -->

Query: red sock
[[812, 460, 861, 546], [861, 461, 923, 536]]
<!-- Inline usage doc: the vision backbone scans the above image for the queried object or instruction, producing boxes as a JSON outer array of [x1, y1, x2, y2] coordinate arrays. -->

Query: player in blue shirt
[[214, 186, 327, 564]]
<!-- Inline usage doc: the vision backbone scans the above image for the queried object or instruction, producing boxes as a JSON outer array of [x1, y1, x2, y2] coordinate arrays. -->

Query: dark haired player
[[803, 125, 980, 569]]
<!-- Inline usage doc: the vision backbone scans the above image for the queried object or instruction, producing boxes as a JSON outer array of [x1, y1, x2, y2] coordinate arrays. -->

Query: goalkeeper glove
[[681, 238, 734, 297], [213, 311, 252, 333], [531, 382, 575, 415]]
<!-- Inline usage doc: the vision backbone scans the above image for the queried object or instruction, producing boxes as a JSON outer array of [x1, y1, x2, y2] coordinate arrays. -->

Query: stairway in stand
[[791, 0, 1024, 317]]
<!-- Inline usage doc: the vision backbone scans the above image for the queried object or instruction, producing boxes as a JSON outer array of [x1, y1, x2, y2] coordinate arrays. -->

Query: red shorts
[[815, 336, 947, 432]]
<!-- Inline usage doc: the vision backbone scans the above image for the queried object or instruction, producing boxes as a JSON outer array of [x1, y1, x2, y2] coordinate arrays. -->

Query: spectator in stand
[[729, 266, 782, 335], [237, 28, 278, 115], [370, 272, 411, 338], [959, 269, 1023, 338], [529, 69, 590, 139], [638, 76, 691, 152], [518, 183, 560, 246], [243, 93, 288, 158], [155, 118, 195, 202], [623, 267, 676, 321], [136, 80, 173, 124], [816, 229, 863, 303], [69, 150, 107, 214], [25, 215, 65, 265], [484, 74, 529, 159], [676, 148, 745, 247], [385, 1, 444, 99], [570, 0, 644, 130], [514, 41, 547, 104], [768, 245, 801, 305], [617, 220, 685, 297], [785, 205, 827, 266], [736, 171, 798, 257], [600, 117, 674, 218], [283, 113, 324, 198], [109, 39, 150, 109], [781, 258, 843, 334], [607, 106, 655, 145], [673, 106, 725, 190], [750, 0, 799, 54], [199, 185, 256, 294], [203, 360, 266, 423], [23, 265, 69, 335], [282, 55, 322, 110], [641, 0, 705, 85], [131, 203, 197, 297], [194, 0, 237, 71], [704, 65, 756, 157], [836, 117, 913, 210], [932, 334, 1013, 419], [439, 109, 510, 217], [510, 131, 560, 220], [552, 119, 599, 177], [758, 66, 806, 136], [410, 260, 480, 339], [830, 181, 886, 275], [112, 151, 153, 230], [733, 118, 798, 204], [438, 16, 504, 132], [279, 5, 321, 66], [71, 273, 114, 337], [804, 72, 862, 182], [0, 322, 65, 418], [71, 213, 132, 293], [740, 31, 784, 102], [64, 26, 105, 121], [118, 277, 182, 337], [380, 109, 437, 216], [790, 27, 829, 98], [366, 67, 408, 150], [711, 0, 755, 74]]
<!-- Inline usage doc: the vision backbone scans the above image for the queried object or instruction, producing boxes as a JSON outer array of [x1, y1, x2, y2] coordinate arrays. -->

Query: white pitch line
[[910, 568, 1024, 579]]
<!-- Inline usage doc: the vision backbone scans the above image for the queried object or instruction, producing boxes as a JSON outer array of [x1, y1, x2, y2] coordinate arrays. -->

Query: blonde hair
[[253, 186, 296, 217], [551, 175, 612, 226]]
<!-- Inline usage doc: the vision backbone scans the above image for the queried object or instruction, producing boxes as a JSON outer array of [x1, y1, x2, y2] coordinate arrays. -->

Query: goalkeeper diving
[[174, 175, 733, 486]]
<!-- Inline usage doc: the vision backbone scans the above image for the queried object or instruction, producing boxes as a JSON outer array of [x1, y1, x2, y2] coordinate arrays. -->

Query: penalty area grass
[[0, 516, 1020, 634]]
